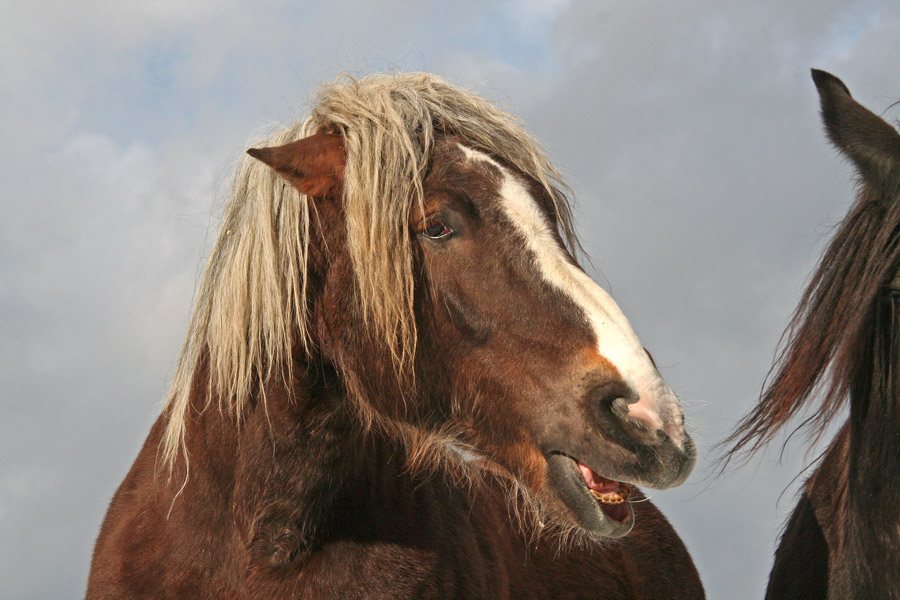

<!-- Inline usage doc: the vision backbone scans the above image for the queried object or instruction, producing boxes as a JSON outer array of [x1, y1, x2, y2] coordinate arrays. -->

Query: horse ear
[[247, 132, 346, 197], [812, 69, 900, 195]]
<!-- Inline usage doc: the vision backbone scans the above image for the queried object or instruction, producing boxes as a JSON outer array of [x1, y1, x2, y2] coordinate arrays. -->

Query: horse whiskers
[[628, 495, 653, 504]]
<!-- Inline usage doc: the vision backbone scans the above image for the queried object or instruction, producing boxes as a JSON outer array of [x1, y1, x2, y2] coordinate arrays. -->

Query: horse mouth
[[578, 460, 635, 519], [546, 453, 636, 538]]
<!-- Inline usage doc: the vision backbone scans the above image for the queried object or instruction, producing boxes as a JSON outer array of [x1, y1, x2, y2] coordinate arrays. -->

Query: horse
[[725, 70, 900, 599], [86, 73, 703, 599]]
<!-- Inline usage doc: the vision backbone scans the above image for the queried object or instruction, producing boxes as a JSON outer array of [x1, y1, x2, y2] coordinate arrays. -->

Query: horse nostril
[[609, 396, 634, 420], [588, 383, 672, 447], [591, 382, 638, 418], [605, 392, 667, 443], [591, 381, 637, 413]]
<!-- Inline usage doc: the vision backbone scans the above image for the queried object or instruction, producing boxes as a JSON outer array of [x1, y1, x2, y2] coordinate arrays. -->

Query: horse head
[[724, 70, 900, 599], [725, 71, 900, 463], [248, 117, 695, 540]]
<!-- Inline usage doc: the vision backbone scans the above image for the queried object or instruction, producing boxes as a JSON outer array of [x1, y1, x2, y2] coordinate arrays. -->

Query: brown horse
[[726, 70, 900, 599], [86, 73, 703, 599]]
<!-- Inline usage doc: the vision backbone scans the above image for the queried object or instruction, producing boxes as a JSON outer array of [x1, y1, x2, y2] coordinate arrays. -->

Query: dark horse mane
[[725, 70, 900, 599], [725, 71, 900, 462]]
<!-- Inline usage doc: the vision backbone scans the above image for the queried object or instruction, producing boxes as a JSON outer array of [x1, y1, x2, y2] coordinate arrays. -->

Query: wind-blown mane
[[162, 73, 579, 467], [724, 69, 900, 600], [725, 185, 900, 461]]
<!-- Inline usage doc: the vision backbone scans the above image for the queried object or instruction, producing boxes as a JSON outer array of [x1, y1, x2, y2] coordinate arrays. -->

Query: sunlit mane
[[161, 72, 578, 468]]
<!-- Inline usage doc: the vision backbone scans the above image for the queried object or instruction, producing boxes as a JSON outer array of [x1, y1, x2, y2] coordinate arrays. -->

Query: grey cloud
[[3, 1, 899, 598]]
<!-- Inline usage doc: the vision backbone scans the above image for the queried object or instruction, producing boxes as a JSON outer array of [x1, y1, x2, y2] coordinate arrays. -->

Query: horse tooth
[[589, 489, 625, 504]]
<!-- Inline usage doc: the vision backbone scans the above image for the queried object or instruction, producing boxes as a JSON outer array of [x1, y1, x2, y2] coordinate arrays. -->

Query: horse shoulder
[[86, 413, 243, 599], [87, 417, 167, 598], [618, 494, 705, 599]]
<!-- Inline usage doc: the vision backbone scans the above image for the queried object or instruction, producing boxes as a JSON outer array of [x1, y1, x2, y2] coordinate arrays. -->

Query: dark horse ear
[[247, 132, 346, 197], [812, 69, 900, 195]]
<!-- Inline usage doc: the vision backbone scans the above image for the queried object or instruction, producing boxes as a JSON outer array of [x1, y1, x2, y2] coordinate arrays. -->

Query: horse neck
[[833, 430, 900, 599], [846, 301, 900, 515], [180, 360, 467, 569], [177, 362, 376, 558], [834, 303, 900, 598]]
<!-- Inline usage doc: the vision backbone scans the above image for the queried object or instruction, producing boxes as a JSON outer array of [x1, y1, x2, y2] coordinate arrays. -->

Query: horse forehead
[[429, 141, 505, 187], [456, 144, 553, 239], [455, 143, 505, 179], [418, 142, 505, 215]]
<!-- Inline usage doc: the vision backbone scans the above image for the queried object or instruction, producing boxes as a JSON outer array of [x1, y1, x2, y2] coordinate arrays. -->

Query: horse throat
[[230, 379, 376, 569]]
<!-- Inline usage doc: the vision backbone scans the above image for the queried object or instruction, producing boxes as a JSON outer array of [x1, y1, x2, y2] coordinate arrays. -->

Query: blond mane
[[161, 72, 579, 468]]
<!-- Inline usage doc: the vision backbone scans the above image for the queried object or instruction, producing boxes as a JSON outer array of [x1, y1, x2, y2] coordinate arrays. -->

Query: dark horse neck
[[836, 292, 900, 599], [768, 293, 900, 600]]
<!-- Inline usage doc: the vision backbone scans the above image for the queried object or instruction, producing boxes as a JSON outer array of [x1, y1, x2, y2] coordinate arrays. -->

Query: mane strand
[[160, 73, 579, 469], [723, 186, 900, 463]]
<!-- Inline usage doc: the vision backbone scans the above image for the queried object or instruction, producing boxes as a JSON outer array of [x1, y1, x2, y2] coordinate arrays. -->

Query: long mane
[[161, 73, 579, 468], [724, 184, 900, 462]]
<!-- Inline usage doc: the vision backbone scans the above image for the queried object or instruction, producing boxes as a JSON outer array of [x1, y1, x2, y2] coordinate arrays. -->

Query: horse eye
[[422, 219, 453, 240]]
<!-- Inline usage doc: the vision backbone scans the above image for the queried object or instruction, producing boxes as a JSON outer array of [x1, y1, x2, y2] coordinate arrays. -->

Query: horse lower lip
[[546, 453, 635, 535]]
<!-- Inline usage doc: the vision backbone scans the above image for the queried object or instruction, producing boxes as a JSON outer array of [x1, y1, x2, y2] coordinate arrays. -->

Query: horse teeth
[[589, 484, 634, 504], [590, 489, 624, 504]]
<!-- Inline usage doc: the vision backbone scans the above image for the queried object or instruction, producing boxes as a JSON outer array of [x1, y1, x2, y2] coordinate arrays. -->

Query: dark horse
[[87, 73, 703, 599], [727, 70, 900, 599]]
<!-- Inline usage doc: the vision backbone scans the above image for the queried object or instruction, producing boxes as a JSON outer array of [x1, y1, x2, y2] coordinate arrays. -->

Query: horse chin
[[545, 453, 636, 539]]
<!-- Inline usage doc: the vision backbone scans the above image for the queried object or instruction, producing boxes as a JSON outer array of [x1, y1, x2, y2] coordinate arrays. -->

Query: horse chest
[[242, 479, 649, 599]]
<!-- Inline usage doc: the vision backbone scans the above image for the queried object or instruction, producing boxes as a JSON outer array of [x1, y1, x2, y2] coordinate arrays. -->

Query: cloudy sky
[[3, 1, 899, 598]]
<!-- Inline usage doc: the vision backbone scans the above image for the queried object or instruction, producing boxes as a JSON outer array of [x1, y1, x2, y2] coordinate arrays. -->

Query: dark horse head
[[725, 70, 900, 598], [163, 74, 695, 541]]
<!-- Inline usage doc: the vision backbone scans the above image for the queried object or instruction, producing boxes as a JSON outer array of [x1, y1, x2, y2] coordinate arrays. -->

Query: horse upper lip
[[575, 458, 630, 492], [543, 427, 696, 492]]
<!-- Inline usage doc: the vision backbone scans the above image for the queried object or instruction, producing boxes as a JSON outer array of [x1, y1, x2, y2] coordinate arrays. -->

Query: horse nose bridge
[[560, 270, 688, 447]]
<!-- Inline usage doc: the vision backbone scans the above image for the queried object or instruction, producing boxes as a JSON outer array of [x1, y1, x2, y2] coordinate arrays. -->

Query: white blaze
[[459, 145, 685, 446]]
